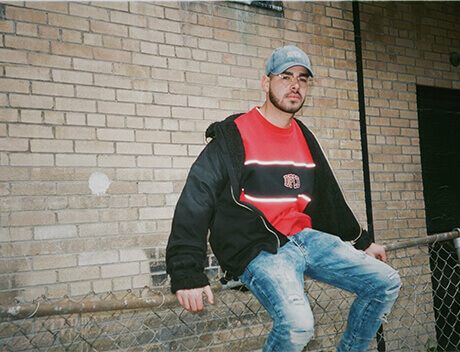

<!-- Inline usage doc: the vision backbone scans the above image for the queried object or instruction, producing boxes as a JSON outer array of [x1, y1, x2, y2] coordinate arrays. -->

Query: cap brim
[[269, 62, 314, 77]]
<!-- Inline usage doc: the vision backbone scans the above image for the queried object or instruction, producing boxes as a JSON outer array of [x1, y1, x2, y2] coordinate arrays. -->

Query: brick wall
[[0, 1, 458, 304], [359, 1, 459, 241]]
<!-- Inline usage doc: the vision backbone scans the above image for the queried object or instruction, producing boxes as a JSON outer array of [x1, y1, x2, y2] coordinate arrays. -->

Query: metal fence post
[[453, 228, 460, 262]]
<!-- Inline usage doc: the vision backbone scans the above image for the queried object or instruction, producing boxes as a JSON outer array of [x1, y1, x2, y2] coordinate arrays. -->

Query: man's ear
[[261, 75, 270, 93]]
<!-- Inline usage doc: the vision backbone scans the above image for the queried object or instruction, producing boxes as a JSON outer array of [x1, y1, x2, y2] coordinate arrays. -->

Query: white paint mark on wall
[[89, 172, 111, 195]]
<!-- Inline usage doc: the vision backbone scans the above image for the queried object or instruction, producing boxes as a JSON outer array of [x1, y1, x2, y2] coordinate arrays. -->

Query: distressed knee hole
[[290, 329, 314, 345], [385, 271, 402, 297], [288, 295, 305, 305], [380, 313, 389, 324]]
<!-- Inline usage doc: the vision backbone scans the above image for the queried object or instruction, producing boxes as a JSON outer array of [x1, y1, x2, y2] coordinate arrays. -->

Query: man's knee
[[282, 310, 315, 345], [289, 328, 314, 346], [384, 269, 401, 297], [278, 320, 314, 348], [275, 299, 315, 346], [375, 268, 402, 301]]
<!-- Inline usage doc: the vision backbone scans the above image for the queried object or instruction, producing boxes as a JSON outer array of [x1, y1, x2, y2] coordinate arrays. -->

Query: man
[[166, 45, 401, 352]]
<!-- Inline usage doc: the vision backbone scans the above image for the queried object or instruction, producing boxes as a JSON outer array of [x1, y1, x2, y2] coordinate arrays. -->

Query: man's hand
[[364, 243, 387, 263], [176, 285, 214, 313]]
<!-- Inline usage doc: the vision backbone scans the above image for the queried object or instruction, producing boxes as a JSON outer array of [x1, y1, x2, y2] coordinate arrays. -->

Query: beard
[[268, 89, 305, 115]]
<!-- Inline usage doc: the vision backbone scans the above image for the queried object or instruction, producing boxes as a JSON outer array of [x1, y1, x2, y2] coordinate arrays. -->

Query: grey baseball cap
[[265, 45, 314, 77]]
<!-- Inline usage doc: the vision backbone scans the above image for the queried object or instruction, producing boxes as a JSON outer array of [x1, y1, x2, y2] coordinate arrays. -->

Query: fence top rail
[[383, 229, 459, 251], [0, 288, 180, 321], [1, 229, 459, 321]]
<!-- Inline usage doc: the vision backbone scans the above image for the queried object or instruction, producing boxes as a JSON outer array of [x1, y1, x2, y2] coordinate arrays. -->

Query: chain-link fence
[[1, 230, 459, 352]]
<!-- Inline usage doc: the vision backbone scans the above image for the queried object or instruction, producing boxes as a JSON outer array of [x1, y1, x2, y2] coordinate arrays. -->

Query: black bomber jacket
[[166, 114, 373, 293]]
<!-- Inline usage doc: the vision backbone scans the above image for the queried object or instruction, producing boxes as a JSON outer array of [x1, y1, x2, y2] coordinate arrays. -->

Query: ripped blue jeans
[[239, 228, 401, 352]]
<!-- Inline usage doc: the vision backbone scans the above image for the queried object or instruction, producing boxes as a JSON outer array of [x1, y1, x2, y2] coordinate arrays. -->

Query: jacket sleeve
[[311, 152, 373, 250], [298, 120, 373, 250], [353, 229, 373, 250], [166, 139, 228, 293]]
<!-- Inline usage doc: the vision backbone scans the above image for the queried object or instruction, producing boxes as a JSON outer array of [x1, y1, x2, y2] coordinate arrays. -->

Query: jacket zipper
[[230, 185, 281, 248], [213, 124, 281, 247], [350, 228, 363, 246], [309, 130, 364, 246]]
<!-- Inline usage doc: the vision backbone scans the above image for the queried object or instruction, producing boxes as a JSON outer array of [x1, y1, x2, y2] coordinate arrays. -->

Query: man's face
[[266, 66, 310, 115]]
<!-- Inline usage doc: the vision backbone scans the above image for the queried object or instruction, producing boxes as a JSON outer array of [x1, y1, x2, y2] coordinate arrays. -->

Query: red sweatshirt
[[235, 107, 316, 236]]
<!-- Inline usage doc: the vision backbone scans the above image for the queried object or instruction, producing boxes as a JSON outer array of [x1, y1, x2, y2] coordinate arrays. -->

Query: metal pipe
[[351, 1, 383, 349], [352, 0, 375, 242], [0, 282, 223, 320], [383, 229, 460, 252], [0, 292, 170, 320], [452, 228, 460, 261]]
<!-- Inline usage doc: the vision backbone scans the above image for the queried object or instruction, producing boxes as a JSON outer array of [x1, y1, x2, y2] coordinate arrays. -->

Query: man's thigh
[[292, 228, 397, 295]]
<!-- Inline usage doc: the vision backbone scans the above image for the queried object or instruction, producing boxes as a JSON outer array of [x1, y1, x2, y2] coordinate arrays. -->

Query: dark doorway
[[417, 85, 460, 351]]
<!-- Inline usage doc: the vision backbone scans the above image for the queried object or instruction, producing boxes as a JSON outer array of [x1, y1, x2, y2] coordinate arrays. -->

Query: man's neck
[[259, 102, 294, 129]]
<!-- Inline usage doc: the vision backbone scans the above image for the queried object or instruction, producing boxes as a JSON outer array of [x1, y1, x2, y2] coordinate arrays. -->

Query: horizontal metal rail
[[0, 282, 223, 321], [1, 229, 459, 321], [383, 229, 459, 251]]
